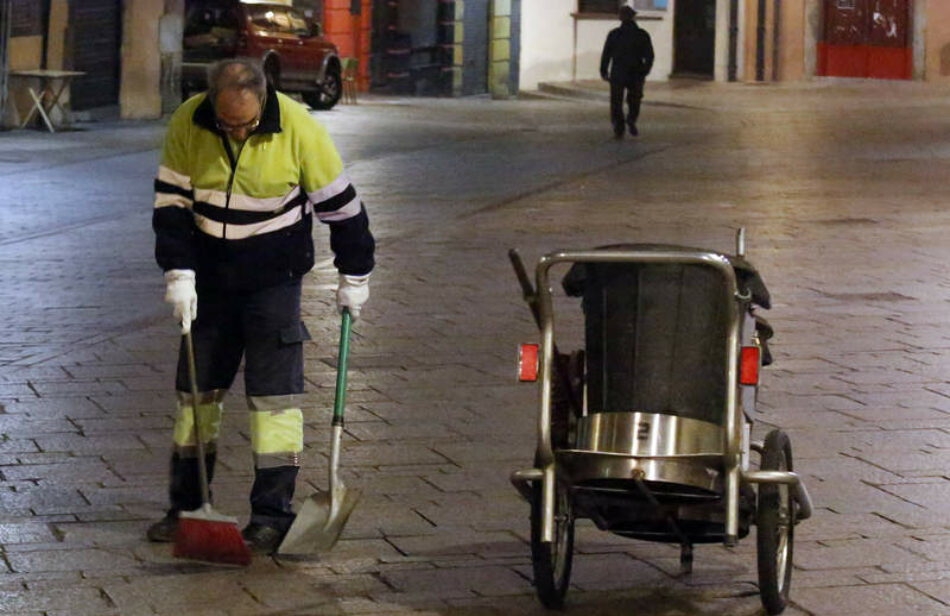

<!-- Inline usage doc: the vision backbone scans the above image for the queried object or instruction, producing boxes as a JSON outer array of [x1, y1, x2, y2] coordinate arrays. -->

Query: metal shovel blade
[[277, 484, 362, 555]]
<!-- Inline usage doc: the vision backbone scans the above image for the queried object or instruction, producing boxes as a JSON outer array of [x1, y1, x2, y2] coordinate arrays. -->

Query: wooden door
[[68, 0, 122, 110], [818, 0, 911, 79], [674, 0, 716, 77], [462, 0, 488, 95]]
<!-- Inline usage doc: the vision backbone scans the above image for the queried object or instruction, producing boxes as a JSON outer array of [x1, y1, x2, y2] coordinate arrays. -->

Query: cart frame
[[510, 244, 813, 555]]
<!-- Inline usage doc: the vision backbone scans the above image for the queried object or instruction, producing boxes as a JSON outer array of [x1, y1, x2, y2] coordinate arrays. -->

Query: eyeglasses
[[215, 115, 260, 134]]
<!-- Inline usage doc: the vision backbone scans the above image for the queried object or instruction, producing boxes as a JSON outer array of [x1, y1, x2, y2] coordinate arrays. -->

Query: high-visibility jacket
[[153, 86, 374, 290]]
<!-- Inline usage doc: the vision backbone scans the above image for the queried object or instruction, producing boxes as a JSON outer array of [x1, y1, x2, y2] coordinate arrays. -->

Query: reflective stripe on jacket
[[153, 87, 374, 290]]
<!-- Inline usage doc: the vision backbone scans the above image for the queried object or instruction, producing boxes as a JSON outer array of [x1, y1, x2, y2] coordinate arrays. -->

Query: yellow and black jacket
[[153, 87, 374, 290]]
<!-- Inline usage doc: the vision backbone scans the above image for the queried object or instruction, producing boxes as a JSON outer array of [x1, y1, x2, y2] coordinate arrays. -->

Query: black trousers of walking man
[[600, 7, 654, 138], [610, 78, 645, 137]]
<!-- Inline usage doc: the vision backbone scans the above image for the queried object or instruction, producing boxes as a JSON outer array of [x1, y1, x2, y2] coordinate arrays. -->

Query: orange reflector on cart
[[740, 346, 759, 385], [519, 344, 539, 382]]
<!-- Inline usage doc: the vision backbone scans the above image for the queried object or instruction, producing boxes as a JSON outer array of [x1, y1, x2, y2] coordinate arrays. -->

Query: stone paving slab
[[792, 583, 947, 615], [2, 83, 950, 614]]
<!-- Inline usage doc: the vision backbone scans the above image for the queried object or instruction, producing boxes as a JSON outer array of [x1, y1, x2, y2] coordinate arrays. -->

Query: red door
[[818, 0, 911, 79]]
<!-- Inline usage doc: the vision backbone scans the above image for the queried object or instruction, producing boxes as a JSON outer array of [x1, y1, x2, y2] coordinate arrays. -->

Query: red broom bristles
[[174, 516, 251, 566]]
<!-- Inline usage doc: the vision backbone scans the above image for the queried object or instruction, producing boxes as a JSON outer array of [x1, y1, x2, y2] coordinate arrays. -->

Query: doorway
[[818, 0, 911, 79], [68, 0, 122, 110], [674, 0, 716, 77], [462, 0, 489, 95]]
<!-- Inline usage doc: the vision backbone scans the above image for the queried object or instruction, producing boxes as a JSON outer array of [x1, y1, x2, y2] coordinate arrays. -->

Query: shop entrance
[[818, 0, 911, 79]]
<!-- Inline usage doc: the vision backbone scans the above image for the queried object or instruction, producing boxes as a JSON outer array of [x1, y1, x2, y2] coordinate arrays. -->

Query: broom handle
[[185, 330, 212, 507], [329, 310, 352, 494]]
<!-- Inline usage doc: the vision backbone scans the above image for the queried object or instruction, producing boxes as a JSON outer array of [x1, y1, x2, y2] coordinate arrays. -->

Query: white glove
[[164, 269, 197, 334], [336, 273, 370, 321]]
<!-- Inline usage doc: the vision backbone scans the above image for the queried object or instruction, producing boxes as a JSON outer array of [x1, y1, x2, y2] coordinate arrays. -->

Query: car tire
[[303, 68, 342, 110]]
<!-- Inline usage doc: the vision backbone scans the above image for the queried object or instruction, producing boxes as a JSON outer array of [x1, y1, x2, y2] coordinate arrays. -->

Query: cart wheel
[[530, 480, 575, 609], [757, 429, 795, 615]]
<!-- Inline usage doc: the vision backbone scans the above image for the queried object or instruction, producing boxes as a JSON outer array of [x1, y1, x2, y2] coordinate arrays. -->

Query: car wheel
[[303, 68, 342, 110]]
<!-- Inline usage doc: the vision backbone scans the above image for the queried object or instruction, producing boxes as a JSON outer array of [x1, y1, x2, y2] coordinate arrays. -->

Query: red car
[[182, 1, 342, 109]]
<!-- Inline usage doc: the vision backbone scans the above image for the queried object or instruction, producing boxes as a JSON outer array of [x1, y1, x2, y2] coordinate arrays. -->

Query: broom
[[173, 330, 251, 566]]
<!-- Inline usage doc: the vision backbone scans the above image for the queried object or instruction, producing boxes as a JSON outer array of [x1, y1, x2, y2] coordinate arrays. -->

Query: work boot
[[146, 512, 178, 543], [249, 465, 298, 530], [242, 522, 286, 554]]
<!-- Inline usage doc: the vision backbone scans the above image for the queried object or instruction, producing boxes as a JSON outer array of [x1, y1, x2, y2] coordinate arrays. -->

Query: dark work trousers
[[610, 78, 645, 135], [168, 278, 309, 532]]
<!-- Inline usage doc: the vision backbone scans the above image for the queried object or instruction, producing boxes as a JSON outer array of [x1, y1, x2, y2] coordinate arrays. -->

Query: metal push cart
[[509, 232, 812, 615]]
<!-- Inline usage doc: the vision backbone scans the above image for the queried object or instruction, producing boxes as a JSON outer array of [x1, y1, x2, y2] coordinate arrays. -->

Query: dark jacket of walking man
[[147, 59, 375, 554], [600, 6, 654, 138]]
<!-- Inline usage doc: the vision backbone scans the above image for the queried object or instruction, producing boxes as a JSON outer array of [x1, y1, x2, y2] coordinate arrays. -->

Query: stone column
[[160, 0, 184, 113], [803, 0, 818, 78]]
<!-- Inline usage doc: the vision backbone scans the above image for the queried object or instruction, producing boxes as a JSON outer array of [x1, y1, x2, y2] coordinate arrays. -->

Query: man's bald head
[[207, 59, 267, 105], [207, 60, 267, 141]]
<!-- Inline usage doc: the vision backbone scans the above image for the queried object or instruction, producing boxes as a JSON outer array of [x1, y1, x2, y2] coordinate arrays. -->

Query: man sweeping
[[148, 59, 375, 554]]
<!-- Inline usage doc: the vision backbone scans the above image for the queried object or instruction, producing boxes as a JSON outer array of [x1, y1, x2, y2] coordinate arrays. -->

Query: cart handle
[[531, 249, 744, 545], [508, 248, 540, 328]]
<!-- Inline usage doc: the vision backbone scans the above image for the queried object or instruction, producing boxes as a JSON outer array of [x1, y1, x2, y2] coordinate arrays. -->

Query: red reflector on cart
[[519, 344, 539, 382], [740, 346, 759, 385]]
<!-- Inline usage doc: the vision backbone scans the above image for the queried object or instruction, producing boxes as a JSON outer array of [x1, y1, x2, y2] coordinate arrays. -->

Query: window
[[185, 7, 238, 36], [577, 1, 666, 14], [634, 0, 667, 9], [248, 7, 310, 36], [577, 0, 619, 14], [183, 6, 238, 49], [285, 8, 310, 35]]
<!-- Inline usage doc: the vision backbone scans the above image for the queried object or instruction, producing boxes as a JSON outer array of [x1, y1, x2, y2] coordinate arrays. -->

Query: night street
[[1, 80, 950, 614]]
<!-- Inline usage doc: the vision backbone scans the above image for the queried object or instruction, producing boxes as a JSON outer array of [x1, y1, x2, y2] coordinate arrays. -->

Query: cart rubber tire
[[530, 480, 575, 609], [757, 429, 795, 615]]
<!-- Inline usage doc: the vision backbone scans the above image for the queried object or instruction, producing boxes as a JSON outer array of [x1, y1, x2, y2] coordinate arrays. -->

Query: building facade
[[0, 0, 521, 128], [519, 0, 950, 87], [4, 1, 950, 129]]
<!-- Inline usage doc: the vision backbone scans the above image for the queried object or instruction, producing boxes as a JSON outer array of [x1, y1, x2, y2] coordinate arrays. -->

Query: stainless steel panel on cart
[[557, 412, 725, 495]]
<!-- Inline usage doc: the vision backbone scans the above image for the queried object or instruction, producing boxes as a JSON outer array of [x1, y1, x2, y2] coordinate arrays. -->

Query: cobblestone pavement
[[0, 79, 949, 614]]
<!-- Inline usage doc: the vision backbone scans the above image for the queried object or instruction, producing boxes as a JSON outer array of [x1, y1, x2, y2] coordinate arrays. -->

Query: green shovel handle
[[332, 309, 352, 427]]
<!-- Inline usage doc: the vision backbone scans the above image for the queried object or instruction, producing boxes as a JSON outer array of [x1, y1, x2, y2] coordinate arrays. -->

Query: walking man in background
[[148, 59, 375, 553], [600, 5, 654, 138]]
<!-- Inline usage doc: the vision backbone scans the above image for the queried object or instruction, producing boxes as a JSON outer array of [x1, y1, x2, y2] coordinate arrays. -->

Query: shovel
[[278, 309, 361, 554]]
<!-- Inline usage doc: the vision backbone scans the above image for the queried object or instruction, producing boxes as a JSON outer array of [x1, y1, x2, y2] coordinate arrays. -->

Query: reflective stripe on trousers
[[166, 279, 307, 528], [172, 391, 304, 467]]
